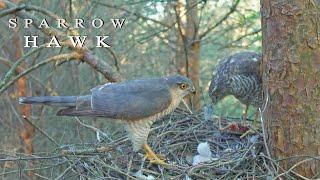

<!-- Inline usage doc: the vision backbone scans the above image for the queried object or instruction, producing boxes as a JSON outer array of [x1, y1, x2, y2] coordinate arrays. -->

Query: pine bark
[[13, 21, 35, 178], [261, 0, 320, 177]]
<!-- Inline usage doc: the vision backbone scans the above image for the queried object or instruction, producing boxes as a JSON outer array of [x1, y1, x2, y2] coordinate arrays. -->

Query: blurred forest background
[[0, 0, 261, 178]]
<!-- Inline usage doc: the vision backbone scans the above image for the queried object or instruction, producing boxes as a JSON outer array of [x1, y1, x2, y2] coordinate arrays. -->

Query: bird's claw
[[146, 156, 168, 166], [145, 151, 168, 166], [145, 153, 165, 160], [143, 144, 169, 166]]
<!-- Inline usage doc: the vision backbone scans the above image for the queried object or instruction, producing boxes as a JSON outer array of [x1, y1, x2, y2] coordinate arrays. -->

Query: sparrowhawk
[[209, 51, 262, 125], [19, 75, 196, 165]]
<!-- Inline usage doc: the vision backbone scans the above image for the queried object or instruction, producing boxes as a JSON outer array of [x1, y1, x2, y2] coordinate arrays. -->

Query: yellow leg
[[240, 109, 260, 138], [253, 109, 259, 128], [240, 105, 250, 138], [143, 144, 169, 166], [242, 104, 249, 125]]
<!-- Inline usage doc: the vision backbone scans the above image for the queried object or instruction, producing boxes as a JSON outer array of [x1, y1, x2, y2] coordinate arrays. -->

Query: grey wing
[[91, 80, 172, 120]]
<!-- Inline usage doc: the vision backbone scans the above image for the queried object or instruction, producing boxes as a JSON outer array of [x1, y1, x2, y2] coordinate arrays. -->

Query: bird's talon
[[143, 144, 169, 166], [145, 154, 169, 166], [145, 152, 167, 164], [148, 158, 169, 166], [145, 153, 165, 161]]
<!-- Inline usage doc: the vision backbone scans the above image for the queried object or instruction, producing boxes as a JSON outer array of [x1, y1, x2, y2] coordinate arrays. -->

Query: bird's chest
[[232, 75, 262, 107], [123, 92, 182, 151]]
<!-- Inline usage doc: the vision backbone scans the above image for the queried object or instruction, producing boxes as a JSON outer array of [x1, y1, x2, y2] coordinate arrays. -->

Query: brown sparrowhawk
[[19, 75, 196, 165], [209, 51, 262, 132], [209, 51, 262, 108]]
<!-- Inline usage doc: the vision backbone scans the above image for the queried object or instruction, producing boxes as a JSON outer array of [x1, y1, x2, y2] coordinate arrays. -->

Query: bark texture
[[175, 0, 201, 110], [261, 0, 320, 177], [13, 16, 35, 178]]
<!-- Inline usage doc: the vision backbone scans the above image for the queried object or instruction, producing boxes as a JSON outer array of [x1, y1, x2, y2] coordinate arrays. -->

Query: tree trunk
[[13, 20, 35, 178], [261, 0, 320, 178], [175, 0, 201, 110]]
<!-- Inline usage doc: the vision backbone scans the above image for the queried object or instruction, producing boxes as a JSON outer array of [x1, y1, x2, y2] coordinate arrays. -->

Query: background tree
[[174, 0, 201, 110], [0, 0, 261, 178], [261, 0, 320, 178]]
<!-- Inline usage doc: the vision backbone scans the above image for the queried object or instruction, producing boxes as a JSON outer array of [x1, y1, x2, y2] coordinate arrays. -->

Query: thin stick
[[75, 117, 113, 142], [22, 116, 60, 147], [0, 52, 81, 95]]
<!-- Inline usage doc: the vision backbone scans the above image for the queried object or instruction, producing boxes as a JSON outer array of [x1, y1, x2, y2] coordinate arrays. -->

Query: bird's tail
[[19, 96, 78, 107]]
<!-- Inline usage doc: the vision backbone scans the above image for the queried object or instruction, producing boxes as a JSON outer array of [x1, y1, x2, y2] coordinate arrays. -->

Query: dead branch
[[82, 51, 122, 82]]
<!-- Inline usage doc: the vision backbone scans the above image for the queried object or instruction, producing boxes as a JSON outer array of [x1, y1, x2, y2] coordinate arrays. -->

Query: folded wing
[[57, 78, 172, 121]]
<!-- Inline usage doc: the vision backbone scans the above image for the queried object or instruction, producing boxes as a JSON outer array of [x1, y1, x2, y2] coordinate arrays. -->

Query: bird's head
[[209, 73, 233, 105], [165, 75, 196, 98]]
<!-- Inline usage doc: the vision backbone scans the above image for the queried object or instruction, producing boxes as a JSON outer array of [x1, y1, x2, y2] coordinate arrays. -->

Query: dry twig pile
[[0, 109, 277, 179], [54, 109, 271, 179]]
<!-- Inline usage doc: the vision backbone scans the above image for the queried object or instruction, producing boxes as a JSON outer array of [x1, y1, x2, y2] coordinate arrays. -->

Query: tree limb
[[0, 52, 82, 95], [199, 0, 240, 39], [2, 1, 122, 83]]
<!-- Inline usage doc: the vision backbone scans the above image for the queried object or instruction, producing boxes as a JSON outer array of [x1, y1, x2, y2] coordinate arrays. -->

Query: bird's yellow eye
[[179, 83, 188, 90]]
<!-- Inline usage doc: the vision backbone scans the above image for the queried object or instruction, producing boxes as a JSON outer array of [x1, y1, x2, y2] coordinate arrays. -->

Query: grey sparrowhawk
[[19, 75, 196, 165]]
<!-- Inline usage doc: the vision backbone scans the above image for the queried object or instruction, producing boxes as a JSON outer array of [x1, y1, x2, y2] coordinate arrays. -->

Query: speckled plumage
[[19, 75, 195, 152], [209, 51, 263, 108]]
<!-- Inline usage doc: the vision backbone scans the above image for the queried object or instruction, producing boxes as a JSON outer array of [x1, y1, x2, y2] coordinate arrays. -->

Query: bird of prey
[[19, 75, 195, 165], [209, 51, 262, 124]]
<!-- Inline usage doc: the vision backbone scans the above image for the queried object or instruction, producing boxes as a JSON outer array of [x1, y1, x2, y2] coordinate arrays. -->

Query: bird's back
[[90, 78, 172, 120], [216, 51, 261, 77]]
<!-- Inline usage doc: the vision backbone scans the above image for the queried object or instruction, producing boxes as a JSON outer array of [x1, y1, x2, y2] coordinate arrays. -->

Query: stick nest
[[57, 109, 271, 179]]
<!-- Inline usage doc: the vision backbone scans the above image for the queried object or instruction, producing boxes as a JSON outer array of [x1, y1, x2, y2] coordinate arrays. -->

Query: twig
[[0, 52, 82, 95], [54, 164, 73, 180], [0, 5, 26, 18], [91, 0, 170, 28], [0, 45, 46, 94], [74, 117, 113, 142], [4, 1, 61, 36], [259, 92, 277, 175], [22, 116, 60, 147], [2, 1, 122, 83], [82, 51, 122, 82], [60, 138, 128, 155], [199, 0, 240, 39], [274, 157, 316, 180], [218, 29, 261, 50], [0, 155, 62, 162], [0, 161, 67, 176]]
